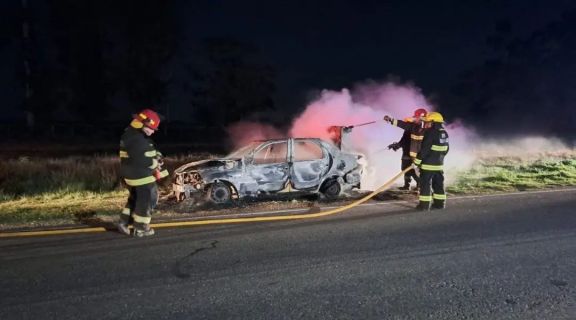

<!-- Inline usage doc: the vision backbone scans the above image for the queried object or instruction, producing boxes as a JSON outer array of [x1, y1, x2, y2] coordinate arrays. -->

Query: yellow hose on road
[[0, 167, 412, 238]]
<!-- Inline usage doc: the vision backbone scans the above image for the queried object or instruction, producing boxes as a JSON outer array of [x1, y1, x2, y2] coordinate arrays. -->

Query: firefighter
[[383, 108, 428, 190], [413, 111, 449, 211], [117, 109, 169, 237], [387, 119, 418, 190]]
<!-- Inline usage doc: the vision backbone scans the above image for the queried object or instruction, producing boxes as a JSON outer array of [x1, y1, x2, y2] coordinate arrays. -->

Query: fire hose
[[336, 120, 380, 132], [0, 167, 413, 238], [345, 120, 379, 128]]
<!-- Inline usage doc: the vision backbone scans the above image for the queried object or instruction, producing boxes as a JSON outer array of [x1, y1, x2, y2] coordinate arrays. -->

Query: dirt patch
[[154, 189, 417, 220]]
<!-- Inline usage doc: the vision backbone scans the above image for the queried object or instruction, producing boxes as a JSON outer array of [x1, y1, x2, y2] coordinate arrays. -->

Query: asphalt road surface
[[1, 189, 575, 319]]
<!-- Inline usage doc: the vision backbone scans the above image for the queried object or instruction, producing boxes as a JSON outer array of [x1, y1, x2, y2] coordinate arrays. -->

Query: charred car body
[[173, 138, 363, 203]]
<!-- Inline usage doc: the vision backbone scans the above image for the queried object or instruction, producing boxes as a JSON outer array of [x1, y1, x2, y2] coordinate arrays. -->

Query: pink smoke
[[225, 81, 574, 191], [289, 89, 377, 140], [353, 81, 431, 115], [290, 83, 434, 140], [226, 81, 479, 189], [227, 121, 283, 149], [288, 83, 437, 189]]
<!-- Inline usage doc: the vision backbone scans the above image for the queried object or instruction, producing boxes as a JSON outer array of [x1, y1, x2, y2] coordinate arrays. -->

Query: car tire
[[321, 178, 341, 199], [208, 182, 232, 204]]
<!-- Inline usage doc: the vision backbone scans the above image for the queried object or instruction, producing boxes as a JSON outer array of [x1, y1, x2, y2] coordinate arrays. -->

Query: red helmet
[[413, 108, 428, 118], [133, 109, 160, 130]]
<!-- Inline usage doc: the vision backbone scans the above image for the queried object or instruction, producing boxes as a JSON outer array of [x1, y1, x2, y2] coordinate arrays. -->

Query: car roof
[[253, 138, 323, 143]]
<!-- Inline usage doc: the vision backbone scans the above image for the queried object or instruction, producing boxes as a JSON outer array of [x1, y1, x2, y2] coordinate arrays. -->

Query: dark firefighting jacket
[[393, 119, 425, 158], [119, 126, 169, 186], [414, 123, 449, 171], [397, 130, 411, 160]]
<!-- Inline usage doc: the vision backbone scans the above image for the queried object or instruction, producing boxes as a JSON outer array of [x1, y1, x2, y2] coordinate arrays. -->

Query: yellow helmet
[[425, 111, 444, 123]]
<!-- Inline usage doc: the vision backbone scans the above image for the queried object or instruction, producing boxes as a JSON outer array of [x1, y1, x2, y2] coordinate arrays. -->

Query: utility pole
[[164, 103, 170, 136], [21, 0, 35, 131]]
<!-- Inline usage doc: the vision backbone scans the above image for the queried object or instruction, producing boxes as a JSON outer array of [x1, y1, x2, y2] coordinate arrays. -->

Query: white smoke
[[228, 80, 573, 191], [290, 82, 441, 190]]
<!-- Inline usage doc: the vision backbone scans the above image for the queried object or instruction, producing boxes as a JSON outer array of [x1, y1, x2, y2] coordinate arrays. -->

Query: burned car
[[173, 138, 363, 203]]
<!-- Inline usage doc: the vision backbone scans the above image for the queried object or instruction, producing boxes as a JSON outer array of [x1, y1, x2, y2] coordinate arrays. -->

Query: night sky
[[181, 0, 573, 102], [182, 0, 569, 92], [1, 0, 575, 140]]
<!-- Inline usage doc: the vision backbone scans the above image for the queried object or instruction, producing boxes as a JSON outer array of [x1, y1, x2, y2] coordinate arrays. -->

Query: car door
[[289, 139, 331, 191], [248, 140, 290, 192]]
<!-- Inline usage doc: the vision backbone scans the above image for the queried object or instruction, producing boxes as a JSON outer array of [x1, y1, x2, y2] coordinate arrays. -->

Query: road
[[1, 189, 575, 319]]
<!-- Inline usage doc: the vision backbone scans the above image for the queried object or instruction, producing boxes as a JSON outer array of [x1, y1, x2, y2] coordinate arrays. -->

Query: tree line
[[19, 0, 275, 135], [442, 9, 576, 140], [11, 1, 576, 142]]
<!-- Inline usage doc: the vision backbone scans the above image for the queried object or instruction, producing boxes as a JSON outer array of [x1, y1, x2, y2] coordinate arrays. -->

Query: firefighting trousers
[[120, 183, 159, 229], [418, 170, 446, 209], [401, 159, 419, 186]]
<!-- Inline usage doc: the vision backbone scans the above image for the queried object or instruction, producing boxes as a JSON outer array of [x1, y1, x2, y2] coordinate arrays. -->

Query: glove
[[383, 115, 393, 123], [156, 153, 164, 168], [153, 169, 163, 181], [387, 143, 400, 151], [411, 163, 420, 176]]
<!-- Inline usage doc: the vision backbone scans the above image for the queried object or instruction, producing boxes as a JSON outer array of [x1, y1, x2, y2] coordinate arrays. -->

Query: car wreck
[[173, 138, 364, 203]]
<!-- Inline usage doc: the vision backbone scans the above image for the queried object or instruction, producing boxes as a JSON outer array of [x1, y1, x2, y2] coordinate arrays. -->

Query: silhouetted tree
[[445, 10, 576, 139], [22, 0, 177, 128], [47, 0, 107, 122], [103, 0, 176, 116], [188, 38, 276, 126]]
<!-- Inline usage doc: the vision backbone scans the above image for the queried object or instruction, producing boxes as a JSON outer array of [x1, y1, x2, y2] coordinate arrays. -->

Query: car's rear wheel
[[321, 178, 341, 199], [208, 182, 233, 204]]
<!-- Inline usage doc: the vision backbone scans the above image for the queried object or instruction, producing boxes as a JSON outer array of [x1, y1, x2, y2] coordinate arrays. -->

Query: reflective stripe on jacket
[[414, 123, 449, 171], [119, 126, 166, 186], [393, 119, 425, 158]]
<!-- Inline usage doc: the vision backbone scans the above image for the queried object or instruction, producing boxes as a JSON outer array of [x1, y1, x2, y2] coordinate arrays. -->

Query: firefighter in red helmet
[[117, 109, 169, 237], [383, 108, 428, 190]]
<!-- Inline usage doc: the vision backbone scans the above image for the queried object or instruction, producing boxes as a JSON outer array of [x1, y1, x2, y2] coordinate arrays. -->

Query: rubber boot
[[134, 225, 155, 238], [399, 181, 410, 191], [416, 201, 431, 211], [117, 223, 131, 236], [432, 200, 446, 210]]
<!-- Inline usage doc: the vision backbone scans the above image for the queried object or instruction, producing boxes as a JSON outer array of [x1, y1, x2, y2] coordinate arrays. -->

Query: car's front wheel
[[320, 178, 341, 200], [208, 182, 233, 204]]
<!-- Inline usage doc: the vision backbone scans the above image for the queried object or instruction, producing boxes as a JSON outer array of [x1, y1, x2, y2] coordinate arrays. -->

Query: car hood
[[175, 158, 241, 174]]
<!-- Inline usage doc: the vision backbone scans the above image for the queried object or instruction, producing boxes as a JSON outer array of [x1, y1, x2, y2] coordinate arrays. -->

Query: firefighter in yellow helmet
[[117, 109, 169, 237], [413, 111, 449, 211]]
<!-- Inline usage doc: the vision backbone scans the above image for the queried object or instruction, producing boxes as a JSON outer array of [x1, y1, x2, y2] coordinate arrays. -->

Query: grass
[[0, 156, 121, 198], [0, 151, 575, 227], [448, 158, 576, 194], [0, 190, 126, 224], [0, 153, 213, 226]]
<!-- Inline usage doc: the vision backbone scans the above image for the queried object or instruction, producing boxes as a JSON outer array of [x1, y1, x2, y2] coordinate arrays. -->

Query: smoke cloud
[[226, 81, 572, 191], [289, 82, 440, 189], [470, 136, 572, 158], [226, 121, 284, 148]]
